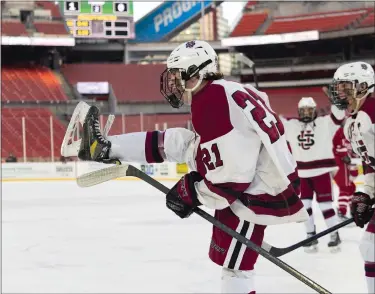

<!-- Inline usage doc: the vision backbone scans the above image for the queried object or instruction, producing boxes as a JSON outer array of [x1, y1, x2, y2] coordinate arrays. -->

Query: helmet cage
[[329, 78, 374, 111], [298, 107, 316, 123], [160, 59, 212, 108], [329, 79, 357, 110]]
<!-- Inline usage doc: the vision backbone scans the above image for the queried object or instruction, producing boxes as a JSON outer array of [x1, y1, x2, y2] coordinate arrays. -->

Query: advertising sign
[[133, 1, 222, 42]]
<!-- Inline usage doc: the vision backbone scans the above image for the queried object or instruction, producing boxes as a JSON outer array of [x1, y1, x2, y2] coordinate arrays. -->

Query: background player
[[69, 40, 308, 294], [281, 97, 345, 253], [332, 124, 358, 222], [330, 61, 375, 294]]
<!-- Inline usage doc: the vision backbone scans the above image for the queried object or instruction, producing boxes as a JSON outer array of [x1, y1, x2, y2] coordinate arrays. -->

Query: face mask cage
[[160, 59, 213, 109], [160, 68, 186, 109], [298, 107, 316, 123], [328, 79, 357, 110]]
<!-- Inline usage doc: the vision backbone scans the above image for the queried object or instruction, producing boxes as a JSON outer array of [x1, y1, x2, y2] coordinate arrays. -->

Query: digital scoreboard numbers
[[62, 1, 134, 39]]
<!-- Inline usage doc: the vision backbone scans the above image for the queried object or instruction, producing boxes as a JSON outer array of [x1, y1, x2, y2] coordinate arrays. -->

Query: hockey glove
[[166, 172, 203, 219], [350, 192, 374, 228]]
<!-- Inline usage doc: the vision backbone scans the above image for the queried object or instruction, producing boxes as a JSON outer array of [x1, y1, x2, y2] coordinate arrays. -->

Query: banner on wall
[[133, 1, 223, 42]]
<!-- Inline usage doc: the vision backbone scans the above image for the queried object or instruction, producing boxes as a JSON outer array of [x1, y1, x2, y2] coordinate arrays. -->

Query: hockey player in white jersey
[[63, 40, 308, 294], [281, 97, 346, 252], [329, 61, 375, 293]]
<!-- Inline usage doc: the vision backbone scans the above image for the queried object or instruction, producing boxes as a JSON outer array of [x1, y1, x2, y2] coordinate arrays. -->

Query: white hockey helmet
[[160, 40, 219, 108], [298, 97, 317, 123], [329, 61, 374, 114]]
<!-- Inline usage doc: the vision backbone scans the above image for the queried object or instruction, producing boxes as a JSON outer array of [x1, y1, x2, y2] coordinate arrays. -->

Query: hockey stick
[[263, 198, 375, 257], [77, 164, 332, 294], [261, 218, 354, 257]]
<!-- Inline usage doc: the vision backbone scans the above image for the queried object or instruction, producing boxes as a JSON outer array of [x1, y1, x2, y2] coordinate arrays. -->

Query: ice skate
[[303, 231, 319, 253], [60, 101, 119, 164], [328, 232, 341, 253]]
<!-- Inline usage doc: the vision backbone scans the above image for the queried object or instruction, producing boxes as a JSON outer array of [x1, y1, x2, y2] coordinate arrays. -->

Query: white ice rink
[[2, 180, 368, 293]]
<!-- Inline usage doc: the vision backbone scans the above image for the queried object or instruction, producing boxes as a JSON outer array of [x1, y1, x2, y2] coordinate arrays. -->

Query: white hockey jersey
[[109, 80, 308, 226], [281, 106, 345, 178], [344, 97, 375, 199]]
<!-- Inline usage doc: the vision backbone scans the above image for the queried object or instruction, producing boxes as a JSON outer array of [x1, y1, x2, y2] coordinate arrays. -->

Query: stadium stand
[[61, 63, 166, 103], [1, 108, 66, 159], [356, 10, 375, 28], [230, 12, 268, 37], [35, 1, 63, 19], [265, 8, 369, 34], [34, 21, 69, 35], [1, 20, 28, 36], [2, 67, 68, 102], [264, 87, 328, 117]]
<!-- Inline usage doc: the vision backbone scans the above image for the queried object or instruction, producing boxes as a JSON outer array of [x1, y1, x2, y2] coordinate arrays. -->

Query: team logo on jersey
[[297, 130, 315, 150]]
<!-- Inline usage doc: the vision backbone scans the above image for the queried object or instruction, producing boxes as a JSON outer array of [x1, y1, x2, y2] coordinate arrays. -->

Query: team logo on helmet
[[185, 41, 196, 48], [361, 63, 368, 70]]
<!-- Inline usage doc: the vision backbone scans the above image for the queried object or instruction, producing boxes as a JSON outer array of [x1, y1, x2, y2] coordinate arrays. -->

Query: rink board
[[1, 162, 364, 186]]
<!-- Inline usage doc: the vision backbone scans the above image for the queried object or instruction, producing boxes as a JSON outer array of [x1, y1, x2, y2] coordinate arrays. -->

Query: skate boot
[[328, 232, 341, 253], [303, 230, 319, 253], [78, 105, 117, 164]]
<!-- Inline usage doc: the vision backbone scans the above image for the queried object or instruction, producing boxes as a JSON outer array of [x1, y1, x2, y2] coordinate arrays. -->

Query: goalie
[[62, 40, 308, 294]]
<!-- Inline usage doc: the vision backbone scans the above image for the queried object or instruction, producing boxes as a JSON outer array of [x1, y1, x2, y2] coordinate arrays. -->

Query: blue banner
[[133, 1, 222, 43]]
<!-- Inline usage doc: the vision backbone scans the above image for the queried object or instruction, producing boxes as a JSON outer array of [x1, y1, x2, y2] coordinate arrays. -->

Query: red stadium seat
[[61, 63, 166, 103], [34, 21, 68, 35], [1, 67, 68, 102], [1, 20, 28, 36], [265, 9, 367, 34], [35, 1, 63, 19], [1, 108, 67, 159], [230, 12, 268, 37], [263, 87, 328, 117], [357, 12, 375, 28]]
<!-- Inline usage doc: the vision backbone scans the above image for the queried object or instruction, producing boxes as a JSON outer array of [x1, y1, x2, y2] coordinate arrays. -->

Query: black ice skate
[[328, 232, 341, 253], [78, 105, 118, 164], [303, 229, 319, 253]]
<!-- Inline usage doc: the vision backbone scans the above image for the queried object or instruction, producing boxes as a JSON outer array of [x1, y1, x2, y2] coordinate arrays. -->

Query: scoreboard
[[61, 0, 134, 39]]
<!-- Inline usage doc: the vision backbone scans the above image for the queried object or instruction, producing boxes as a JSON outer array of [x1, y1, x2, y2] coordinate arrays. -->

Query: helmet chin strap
[[183, 75, 204, 106], [350, 92, 369, 115]]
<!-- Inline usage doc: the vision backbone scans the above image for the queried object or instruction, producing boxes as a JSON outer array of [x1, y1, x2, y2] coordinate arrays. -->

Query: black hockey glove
[[166, 172, 203, 219], [350, 192, 374, 228]]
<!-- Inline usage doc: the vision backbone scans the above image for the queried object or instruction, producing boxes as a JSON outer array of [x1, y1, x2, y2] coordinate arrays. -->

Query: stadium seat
[[265, 9, 367, 34], [61, 64, 166, 103], [34, 21, 68, 35], [1, 67, 68, 102], [357, 11, 375, 28], [1, 108, 67, 159], [263, 87, 328, 117], [1, 20, 28, 36], [35, 1, 63, 19], [230, 12, 268, 37]]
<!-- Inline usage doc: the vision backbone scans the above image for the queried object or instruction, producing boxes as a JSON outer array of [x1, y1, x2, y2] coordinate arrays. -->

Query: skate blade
[[304, 245, 318, 253], [329, 245, 341, 253]]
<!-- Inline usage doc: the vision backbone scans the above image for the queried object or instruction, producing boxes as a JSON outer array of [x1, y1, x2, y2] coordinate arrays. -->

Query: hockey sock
[[301, 199, 315, 233], [365, 262, 375, 293], [318, 202, 338, 228]]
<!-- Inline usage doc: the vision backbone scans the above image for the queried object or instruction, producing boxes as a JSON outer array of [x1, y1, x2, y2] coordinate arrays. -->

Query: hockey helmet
[[160, 40, 219, 108], [329, 61, 374, 114]]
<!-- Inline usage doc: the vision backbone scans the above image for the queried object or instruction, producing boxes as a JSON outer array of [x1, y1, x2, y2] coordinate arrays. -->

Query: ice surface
[[2, 180, 367, 293]]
